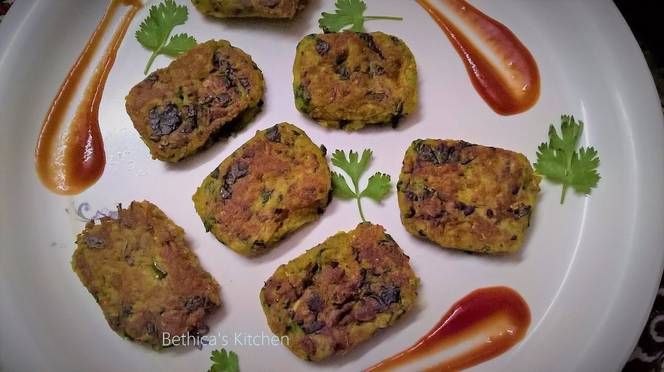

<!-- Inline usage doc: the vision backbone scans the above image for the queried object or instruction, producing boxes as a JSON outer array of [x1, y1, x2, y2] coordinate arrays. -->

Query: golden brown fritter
[[71, 201, 221, 348], [193, 123, 331, 256], [126, 40, 264, 162], [260, 223, 419, 361], [293, 31, 418, 130], [398, 140, 540, 254], [191, 0, 303, 18]]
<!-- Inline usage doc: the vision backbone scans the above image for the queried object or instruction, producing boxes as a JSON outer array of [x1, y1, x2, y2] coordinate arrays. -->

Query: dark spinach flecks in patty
[[335, 64, 350, 80], [126, 40, 265, 162], [334, 50, 350, 79], [265, 125, 281, 143], [220, 162, 249, 199], [239, 77, 251, 90], [259, 223, 419, 361], [390, 101, 405, 127], [292, 31, 418, 131], [144, 72, 159, 85], [212, 51, 238, 88], [390, 35, 402, 44], [454, 201, 476, 216], [149, 104, 182, 140], [83, 235, 105, 249], [261, 189, 273, 204], [509, 204, 531, 219], [259, 0, 282, 8], [335, 50, 348, 65], [213, 51, 234, 74], [359, 33, 384, 59], [307, 293, 324, 312], [252, 240, 267, 253], [376, 285, 400, 307], [183, 295, 207, 312], [315, 38, 330, 56], [369, 62, 385, 77], [180, 105, 198, 133], [415, 140, 474, 165]]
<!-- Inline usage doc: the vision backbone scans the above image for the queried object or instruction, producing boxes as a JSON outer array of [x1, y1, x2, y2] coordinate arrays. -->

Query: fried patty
[[293, 31, 418, 130], [191, 0, 303, 18], [193, 123, 331, 256], [260, 223, 419, 361], [397, 140, 541, 254], [71, 201, 221, 348], [126, 40, 264, 162]]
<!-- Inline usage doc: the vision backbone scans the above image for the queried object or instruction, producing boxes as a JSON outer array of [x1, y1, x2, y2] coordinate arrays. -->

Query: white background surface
[[0, 1, 662, 371]]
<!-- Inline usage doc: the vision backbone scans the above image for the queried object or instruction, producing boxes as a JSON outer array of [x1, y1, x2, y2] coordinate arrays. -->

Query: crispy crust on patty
[[71, 201, 221, 348], [192, 123, 332, 256], [293, 31, 418, 130], [126, 40, 264, 162], [191, 0, 303, 18], [260, 223, 419, 361], [397, 139, 540, 254]]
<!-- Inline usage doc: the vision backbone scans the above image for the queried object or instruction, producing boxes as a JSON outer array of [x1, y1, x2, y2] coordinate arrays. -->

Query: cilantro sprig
[[136, 0, 197, 75], [331, 149, 392, 222], [208, 348, 239, 372], [534, 115, 601, 204], [319, 0, 403, 33]]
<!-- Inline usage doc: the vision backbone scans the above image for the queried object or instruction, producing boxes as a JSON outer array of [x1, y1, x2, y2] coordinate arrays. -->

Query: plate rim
[[0, 1, 662, 371]]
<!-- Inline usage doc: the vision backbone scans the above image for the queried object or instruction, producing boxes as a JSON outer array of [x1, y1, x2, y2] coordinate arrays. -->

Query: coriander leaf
[[318, 0, 403, 33], [355, 149, 372, 182], [534, 115, 601, 204], [319, 0, 367, 32], [332, 172, 356, 199], [161, 33, 197, 57], [331, 149, 351, 171], [330, 148, 393, 222], [209, 348, 240, 372], [361, 172, 392, 202], [550, 115, 583, 153], [331, 149, 371, 186], [534, 143, 566, 183], [136, 0, 189, 50], [568, 146, 601, 194], [135, 0, 197, 75]]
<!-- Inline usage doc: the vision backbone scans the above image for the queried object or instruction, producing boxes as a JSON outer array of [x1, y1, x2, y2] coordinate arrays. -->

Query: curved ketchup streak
[[417, 0, 540, 115], [366, 286, 531, 372], [35, 0, 141, 195]]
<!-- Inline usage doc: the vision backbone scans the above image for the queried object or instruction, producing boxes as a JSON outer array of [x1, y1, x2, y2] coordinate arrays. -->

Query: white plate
[[1, 1, 662, 371]]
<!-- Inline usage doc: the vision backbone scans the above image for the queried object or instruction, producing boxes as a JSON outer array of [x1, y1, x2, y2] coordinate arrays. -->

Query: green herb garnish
[[331, 149, 392, 222], [319, 0, 403, 33], [136, 0, 197, 75], [534, 115, 601, 204], [209, 348, 240, 372]]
